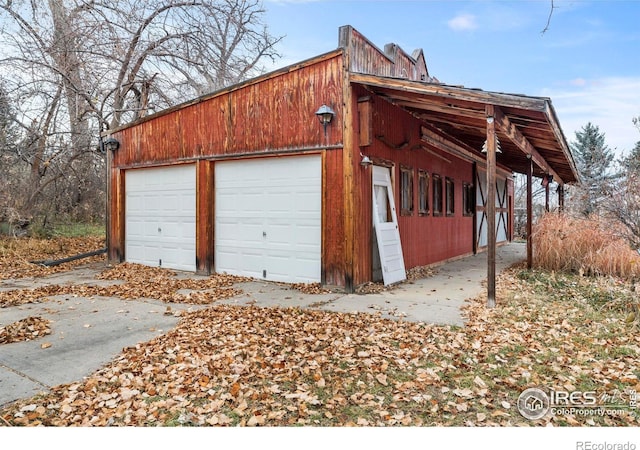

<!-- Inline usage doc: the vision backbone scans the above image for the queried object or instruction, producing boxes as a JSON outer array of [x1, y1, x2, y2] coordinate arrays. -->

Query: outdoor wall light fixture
[[360, 153, 373, 168], [481, 136, 502, 154], [103, 136, 120, 152], [315, 104, 335, 135]]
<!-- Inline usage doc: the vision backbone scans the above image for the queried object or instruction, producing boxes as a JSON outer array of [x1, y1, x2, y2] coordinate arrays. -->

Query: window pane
[[400, 167, 413, 216], [418, 171, 429, 215], [446, 177, 455, 216], [374, 185, 392, 223], [432, 175, 442, 216], [463, 183, 475, 216]]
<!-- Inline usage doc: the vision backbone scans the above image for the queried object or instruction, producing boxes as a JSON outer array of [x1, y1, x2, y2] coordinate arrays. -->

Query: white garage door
[[125, 164, 196, 271], [215, 155, 321, 283]]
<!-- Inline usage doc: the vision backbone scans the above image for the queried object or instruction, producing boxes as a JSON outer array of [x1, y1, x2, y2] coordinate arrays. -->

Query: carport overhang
[[350, 72, 578, 184], [350, 73, 580, 307]]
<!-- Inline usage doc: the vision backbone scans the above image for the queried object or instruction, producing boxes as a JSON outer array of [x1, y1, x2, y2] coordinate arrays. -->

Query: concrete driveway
[[0, 243, 524, 407]]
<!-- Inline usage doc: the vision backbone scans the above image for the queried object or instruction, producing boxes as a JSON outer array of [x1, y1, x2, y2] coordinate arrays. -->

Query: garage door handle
[[158, 227, 162, 233], [263, 231, 267, 237]]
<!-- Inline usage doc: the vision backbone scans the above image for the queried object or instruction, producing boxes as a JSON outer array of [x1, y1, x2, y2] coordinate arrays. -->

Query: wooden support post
[[558, 184, 565, 212], [545, 180, 550, 212], [105, 140, 111, 261], [196, 160, 215, 275], [107, 166, 125, 263], [342, 54, 356, 292], [486, 105, 496, 308], [527, 159, 533, 269]]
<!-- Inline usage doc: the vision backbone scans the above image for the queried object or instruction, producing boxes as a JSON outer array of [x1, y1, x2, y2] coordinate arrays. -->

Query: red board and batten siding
[[107, 51, 348, 285], [350, 85, 475, 286]]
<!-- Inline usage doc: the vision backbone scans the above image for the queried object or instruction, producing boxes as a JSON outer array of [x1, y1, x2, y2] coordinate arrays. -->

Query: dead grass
[[532, 213, 640, 279]]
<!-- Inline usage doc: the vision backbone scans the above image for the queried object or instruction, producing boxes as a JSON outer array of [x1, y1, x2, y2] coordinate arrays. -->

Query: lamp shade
[[103, 136, 120, 152], [315, 104, 335, 124]]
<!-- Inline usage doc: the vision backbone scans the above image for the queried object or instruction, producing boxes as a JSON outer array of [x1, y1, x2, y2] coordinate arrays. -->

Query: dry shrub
[[532, 213, 640, 279]]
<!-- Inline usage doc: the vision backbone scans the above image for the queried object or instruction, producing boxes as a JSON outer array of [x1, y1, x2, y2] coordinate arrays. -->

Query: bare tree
[[607, 173, 640, 251], [607, 117, 640, 250], [0, 0, 282, 230], [513, 173, 552, 239]]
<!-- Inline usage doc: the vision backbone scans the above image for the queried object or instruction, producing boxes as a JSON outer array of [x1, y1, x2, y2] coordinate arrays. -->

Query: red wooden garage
[[104, 26, 579, 293]]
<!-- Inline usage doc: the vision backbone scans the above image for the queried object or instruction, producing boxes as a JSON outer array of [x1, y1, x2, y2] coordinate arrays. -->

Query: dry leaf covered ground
[[1, 260, 639, 426], [0, 236, 106, 280], [0, 316, 51, 344]]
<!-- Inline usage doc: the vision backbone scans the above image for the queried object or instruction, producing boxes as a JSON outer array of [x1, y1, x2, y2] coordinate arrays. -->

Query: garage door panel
[[125, 164, 196, 272], [216, 248, 263, 278], [266, 254, 319, 283], [215, 155, 321, 283], [240, 193, 265, 211], [268, 221, 320, 247]]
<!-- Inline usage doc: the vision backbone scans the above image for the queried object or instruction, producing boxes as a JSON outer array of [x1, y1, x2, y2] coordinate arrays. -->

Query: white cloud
[[543, 77, 640, 156], [447, 13, 478, 32], [569, 78, 587, 87]]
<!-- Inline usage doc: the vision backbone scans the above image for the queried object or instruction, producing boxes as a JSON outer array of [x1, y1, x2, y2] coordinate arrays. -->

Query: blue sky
[[262, 0, 640, 157]]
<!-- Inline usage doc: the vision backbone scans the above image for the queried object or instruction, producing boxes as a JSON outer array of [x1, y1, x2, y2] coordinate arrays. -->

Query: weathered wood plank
[[112, 54, 344, 167], [350, 73, 549, 111], [358, 97, 373, 147], [343, 56, 356, 291], [486, 105, 497, 308], [196, 160, 214, 274], [492, 105, 562, 183], [527, 159, 533, 269]]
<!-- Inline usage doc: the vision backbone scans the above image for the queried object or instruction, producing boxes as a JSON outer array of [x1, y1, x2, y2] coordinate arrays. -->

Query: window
[[374, 185, 392, 223], [463, 182, 475, 216], [432, 174, 442, 216], [400, 166, 414, 216], [418, 170, 429, 215], [445, 177, 455, 216]]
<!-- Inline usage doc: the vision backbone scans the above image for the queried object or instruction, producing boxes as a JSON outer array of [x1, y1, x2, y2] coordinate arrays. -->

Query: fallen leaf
[[375, 373, 388, 386], [247, 414, 265, 426], [473, 375, 487, 389]]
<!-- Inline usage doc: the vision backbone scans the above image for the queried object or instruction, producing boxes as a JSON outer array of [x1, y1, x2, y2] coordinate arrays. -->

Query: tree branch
[[541, 0, 556, 35]]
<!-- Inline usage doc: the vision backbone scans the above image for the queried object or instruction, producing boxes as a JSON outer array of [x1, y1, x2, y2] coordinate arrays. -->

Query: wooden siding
[[351, 85, 475, 286], [322, 148, 346, 287], [196, 160, 215, 274], [110, 53, 344, 167], [107, 167, 125, 263], [339, 26, 430, 82], [104, 25, 560, 290], [107, 52, 347, 278], [383, 44, 430, 81]]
